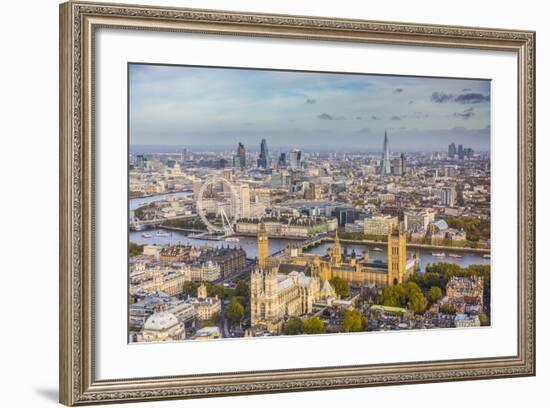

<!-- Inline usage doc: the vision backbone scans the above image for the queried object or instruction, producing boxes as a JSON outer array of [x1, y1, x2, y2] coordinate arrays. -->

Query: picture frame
[[59, 1, 536, 405]]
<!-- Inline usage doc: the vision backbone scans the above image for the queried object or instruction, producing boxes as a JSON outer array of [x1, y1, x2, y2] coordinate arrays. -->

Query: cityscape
[[128, 64, 491, 343]]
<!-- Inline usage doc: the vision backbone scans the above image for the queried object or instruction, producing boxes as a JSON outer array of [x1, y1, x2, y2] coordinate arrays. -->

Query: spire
[[381, 130, 392, 176]]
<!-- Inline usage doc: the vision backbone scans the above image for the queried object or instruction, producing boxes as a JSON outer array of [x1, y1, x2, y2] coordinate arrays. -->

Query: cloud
[[431, 92, 454, 103], [431, 91, 490, 104], [305, 98, 316, 104], [454, 93, 490, 104], [393, 88, 404, 93], [448, 125, 487, 134], [391, 115, 403, 120], [317, 113, 344, 120], [452, 107, 475, 119], [358, 127, 371, 133]]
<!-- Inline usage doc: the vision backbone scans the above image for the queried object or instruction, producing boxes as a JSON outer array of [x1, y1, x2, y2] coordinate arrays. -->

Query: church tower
[[257, 222, 269, 269], [387, 225, 407, 286], [250, 267, 279, 328]]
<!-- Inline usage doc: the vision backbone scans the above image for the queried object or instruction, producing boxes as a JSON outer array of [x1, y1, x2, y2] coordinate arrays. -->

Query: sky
[[129, 63, 491, 152]]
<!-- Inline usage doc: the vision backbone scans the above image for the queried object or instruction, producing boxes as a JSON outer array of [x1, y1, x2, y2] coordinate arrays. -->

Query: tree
[[479, 313, 490, 326], [329, 276, 350, 298], [284, 317, 304, 335], [128, 242, 144, 257], [303, 316, 326, 334], [440, 303, 456, 315], [181, 281, 199, 297], [405, 282, 427, 314], [225, 298, 244, 327], [208, 284, 226, 300], [234, 280, 250, 299], [381, 284, 407, 308], [210, 312, 221, 325], [427, 286, 443, 303], [341, 309, 367, 332], [381, 282, 426, 314]]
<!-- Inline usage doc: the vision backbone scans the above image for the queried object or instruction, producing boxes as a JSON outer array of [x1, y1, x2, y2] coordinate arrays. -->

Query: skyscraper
[[458, 144, 464, 160], [391, 153, 406, 176], [237, 142, 246, 169], [441, 187, 456, 207], [257, 139, 269, 169], [289, 147, 302, 169], [448, 142, 457, 158], [380, 130, 392, 176]]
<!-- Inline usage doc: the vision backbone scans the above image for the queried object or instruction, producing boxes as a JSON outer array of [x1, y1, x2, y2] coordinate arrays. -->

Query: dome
[[143, 311, 179, 331]]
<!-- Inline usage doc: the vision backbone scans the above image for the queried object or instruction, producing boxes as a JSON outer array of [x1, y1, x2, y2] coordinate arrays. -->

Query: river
[[130, 191, 192, 220], [129, 228, 490, 273]]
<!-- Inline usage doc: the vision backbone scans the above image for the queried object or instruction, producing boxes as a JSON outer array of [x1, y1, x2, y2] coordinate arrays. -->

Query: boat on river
[[432, 252, 446, 257], [225, 237, 240, 243], [141, 233, 153, 238], [448, 253, 463, 259], [372, 247, 383, 252], [155, 230, 171, 237]]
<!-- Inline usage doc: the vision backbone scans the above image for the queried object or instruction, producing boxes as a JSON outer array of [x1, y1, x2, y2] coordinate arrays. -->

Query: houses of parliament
[[250, 222, 420, 332]]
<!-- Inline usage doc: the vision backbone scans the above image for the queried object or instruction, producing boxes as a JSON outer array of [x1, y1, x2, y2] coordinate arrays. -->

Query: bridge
[[269, 235, 329, 257]]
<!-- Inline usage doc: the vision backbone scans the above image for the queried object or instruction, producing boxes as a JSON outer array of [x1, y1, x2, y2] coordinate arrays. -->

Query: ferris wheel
[[196, 176, 240, 235]]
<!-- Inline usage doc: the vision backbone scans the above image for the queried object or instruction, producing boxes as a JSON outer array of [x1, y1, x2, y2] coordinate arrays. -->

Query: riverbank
[[158, 225, 208, 234], [233, 233, 490, 254], [337, 238, 491, 254]]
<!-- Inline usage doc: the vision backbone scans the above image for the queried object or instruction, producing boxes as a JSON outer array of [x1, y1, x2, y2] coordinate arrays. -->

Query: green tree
[[329, 276, 350, 298], [445, 216, 490, 242], [234, 280, 250, 299], [210, 312, 221, 325], [284, 317, 304, 335], [225, 297, 245, 327], [440, 303, 456, 315], [479, 313, 490, 326], [381, 282, 426, 314], [303, 316, 326, 334], [405, 282, 427, 314], [128, 242, 144, 257], [341, 309, 368, 332], [427, 286, 443, 303], [381, 284, 407, 308], [181, 281, 199, 297], [208, 284, 226, 300]]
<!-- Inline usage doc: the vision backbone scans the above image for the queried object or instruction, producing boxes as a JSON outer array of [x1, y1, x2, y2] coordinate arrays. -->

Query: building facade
[[363, 215, 398, 235], [250, 268, 321, 332]]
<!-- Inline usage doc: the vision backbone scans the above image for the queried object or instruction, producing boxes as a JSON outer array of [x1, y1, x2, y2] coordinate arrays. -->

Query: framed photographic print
[[59, 1, 536, 405]]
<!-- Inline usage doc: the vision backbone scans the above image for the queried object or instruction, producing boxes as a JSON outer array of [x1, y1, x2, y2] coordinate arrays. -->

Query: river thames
[[129, 194, 490, 272], [129, 228, 490, 273]]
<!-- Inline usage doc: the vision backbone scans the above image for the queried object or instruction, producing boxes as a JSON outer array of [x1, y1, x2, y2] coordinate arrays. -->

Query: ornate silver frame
[[59, 1, 536, 405]]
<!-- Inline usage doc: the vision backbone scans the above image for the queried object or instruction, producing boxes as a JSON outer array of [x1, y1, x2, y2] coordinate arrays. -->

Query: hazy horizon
[[129, 64, 491, 151]]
